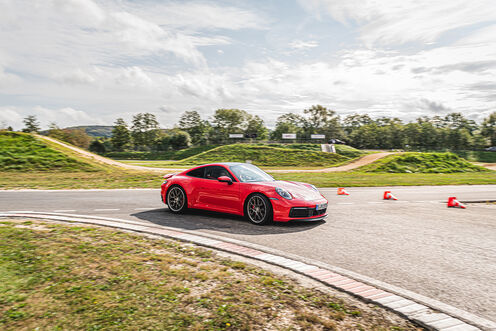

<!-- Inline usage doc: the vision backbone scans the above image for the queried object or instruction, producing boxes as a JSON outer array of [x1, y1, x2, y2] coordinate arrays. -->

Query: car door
[[184, 166, 206, 208], [199, 165, 241, 214]]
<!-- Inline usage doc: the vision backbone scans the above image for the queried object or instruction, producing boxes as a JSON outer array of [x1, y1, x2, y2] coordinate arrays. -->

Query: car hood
[[257, 180, 323, 201]]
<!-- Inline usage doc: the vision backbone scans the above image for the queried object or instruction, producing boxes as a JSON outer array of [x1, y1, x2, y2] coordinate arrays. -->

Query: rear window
[[187, 167, 205, 178]]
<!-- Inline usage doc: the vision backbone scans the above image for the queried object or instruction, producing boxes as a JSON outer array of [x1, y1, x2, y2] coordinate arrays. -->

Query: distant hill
[[66, 126, 114, 138]]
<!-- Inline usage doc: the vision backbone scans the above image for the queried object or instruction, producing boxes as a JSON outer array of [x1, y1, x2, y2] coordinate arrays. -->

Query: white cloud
[[289, 40, 319, 49], [110, 11, 207, 67], [125, 2, 267, 31], [114, 66, 155, 88], [0, 108, 23, 130], [53, 0, 106, 26], [55, 68, 96, 85], [0, 106, 102, 129], [299, 0, 496, 45]]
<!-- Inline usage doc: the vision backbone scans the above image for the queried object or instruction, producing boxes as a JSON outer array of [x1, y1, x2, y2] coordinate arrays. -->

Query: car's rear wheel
[[245, 193, 272, 225], [167, 186, 187, 213]]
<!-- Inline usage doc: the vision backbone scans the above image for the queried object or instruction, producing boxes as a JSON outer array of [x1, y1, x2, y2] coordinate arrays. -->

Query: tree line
[[10, 106, 496, 152]]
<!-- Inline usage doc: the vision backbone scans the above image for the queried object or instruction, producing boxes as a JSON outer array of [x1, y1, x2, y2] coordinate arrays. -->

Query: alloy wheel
[[167, 187, 185, 212], [247, 195, 267, 224]]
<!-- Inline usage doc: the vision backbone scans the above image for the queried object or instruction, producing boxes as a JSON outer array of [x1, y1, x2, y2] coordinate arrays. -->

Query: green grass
[[272, 171, 496, 187], [105, 144, 364, 162], [0, 171, 162, 190], [104, 145, 219, 160], [174, 144, 352, 167], [357, 152, 488, 173], [0, 220, 419, 330], [452, 151, 496, 163], [0, 132, 100, 172]]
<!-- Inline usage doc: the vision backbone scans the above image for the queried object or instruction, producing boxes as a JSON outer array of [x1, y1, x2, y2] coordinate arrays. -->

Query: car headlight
[[309, 184, 319, 192], [275, 187, 292, 200]]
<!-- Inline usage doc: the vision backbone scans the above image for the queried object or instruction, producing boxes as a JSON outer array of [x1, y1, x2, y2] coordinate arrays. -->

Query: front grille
[[289, 207, 327, 218]]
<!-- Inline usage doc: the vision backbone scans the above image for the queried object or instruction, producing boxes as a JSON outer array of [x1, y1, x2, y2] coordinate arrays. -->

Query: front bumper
[[270, 196, 328, 222]]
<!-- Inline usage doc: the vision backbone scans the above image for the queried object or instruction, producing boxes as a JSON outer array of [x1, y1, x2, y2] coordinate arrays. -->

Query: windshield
[[229, 164, 275, 183]]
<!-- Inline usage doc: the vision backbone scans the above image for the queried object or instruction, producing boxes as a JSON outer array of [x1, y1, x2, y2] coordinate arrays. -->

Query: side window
[[187, 167, 205, 178], [204, 166, 235, 181]]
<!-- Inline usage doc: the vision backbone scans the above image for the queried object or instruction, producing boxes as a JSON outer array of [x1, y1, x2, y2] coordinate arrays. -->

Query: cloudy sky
[[1, 0, 495, 129]]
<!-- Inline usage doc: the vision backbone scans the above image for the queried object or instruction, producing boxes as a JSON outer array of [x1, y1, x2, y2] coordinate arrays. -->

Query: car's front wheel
[[167, 186, 187, 213], [245, 193, 272, 225]]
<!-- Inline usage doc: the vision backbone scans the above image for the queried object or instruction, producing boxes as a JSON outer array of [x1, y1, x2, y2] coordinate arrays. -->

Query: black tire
[[245, 193, 272, 225], [166, 185, 187, 213]]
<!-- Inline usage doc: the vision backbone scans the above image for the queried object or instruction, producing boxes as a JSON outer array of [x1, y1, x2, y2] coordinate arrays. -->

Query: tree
[[348, 124, 380, 149], [46, 123, 91, 149], [89, 139, 106, 154], [169, 130, 192, 150], [343, 114, 372, 135], [244, 115, 268, 140], [481, 112, 496, 146], [111, 118, 131, 151], [443, 113, 477, 133], [131, 113, 160, 150], [210, 109, 249, 143], [270, 113, 305, 140], [22, 115, 41, 133], [178, 111, 210, 145], [64, 128, 91, 149]]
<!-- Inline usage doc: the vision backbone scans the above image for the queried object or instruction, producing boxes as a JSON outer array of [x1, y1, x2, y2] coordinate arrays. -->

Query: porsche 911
[[161, 163, 328, 225]]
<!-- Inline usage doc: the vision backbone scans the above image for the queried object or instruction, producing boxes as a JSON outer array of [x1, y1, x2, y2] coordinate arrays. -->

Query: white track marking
[[93, 208, 120, 212], [336, 202, 354, 205], [134, 207, 155, 210]]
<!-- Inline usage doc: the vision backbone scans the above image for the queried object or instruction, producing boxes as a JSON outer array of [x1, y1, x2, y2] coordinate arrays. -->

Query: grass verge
[[272, 171, 496, 187], [0, 219, 420, 330], [0, 171, 162, 190], [1, 170, 496, 189]]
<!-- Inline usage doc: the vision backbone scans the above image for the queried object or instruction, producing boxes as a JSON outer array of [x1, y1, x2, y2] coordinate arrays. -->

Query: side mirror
[[218, 176, 233, 185]]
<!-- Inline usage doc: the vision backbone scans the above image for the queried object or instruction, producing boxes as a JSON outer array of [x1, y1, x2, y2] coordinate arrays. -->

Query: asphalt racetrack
[[1, 185, 495, 322]]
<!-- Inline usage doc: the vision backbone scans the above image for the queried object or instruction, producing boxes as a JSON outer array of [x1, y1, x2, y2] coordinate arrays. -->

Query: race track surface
[[1, 185, 495, 322]]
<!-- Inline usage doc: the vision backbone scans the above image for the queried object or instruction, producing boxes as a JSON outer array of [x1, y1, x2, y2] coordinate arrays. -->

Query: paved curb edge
[[1, 212, 493, 331]]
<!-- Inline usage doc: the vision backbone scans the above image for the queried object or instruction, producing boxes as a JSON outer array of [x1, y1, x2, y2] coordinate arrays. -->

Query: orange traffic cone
[[447, 197, 466, 209], [337, 187, 350, 195], [383, 191, 398, 200]]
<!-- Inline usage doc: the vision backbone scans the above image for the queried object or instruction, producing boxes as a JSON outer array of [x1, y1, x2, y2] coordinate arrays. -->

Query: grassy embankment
[[274, 153, 496, 187], [105, 143, 364, 161], [120, 144, 364, 169], [104, 145, 219, 160], [0, 132, 160, 189], [1, 132, 494, 189], [0, 219, 420, 330], [272, 152, 494, 186]]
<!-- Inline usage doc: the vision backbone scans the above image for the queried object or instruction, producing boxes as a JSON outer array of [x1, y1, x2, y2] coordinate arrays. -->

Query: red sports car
[[160, 162, 328, 225]]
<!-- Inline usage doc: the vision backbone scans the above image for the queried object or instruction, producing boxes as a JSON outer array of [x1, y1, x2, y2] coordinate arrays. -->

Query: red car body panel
[[161, 163, 328, 222]]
